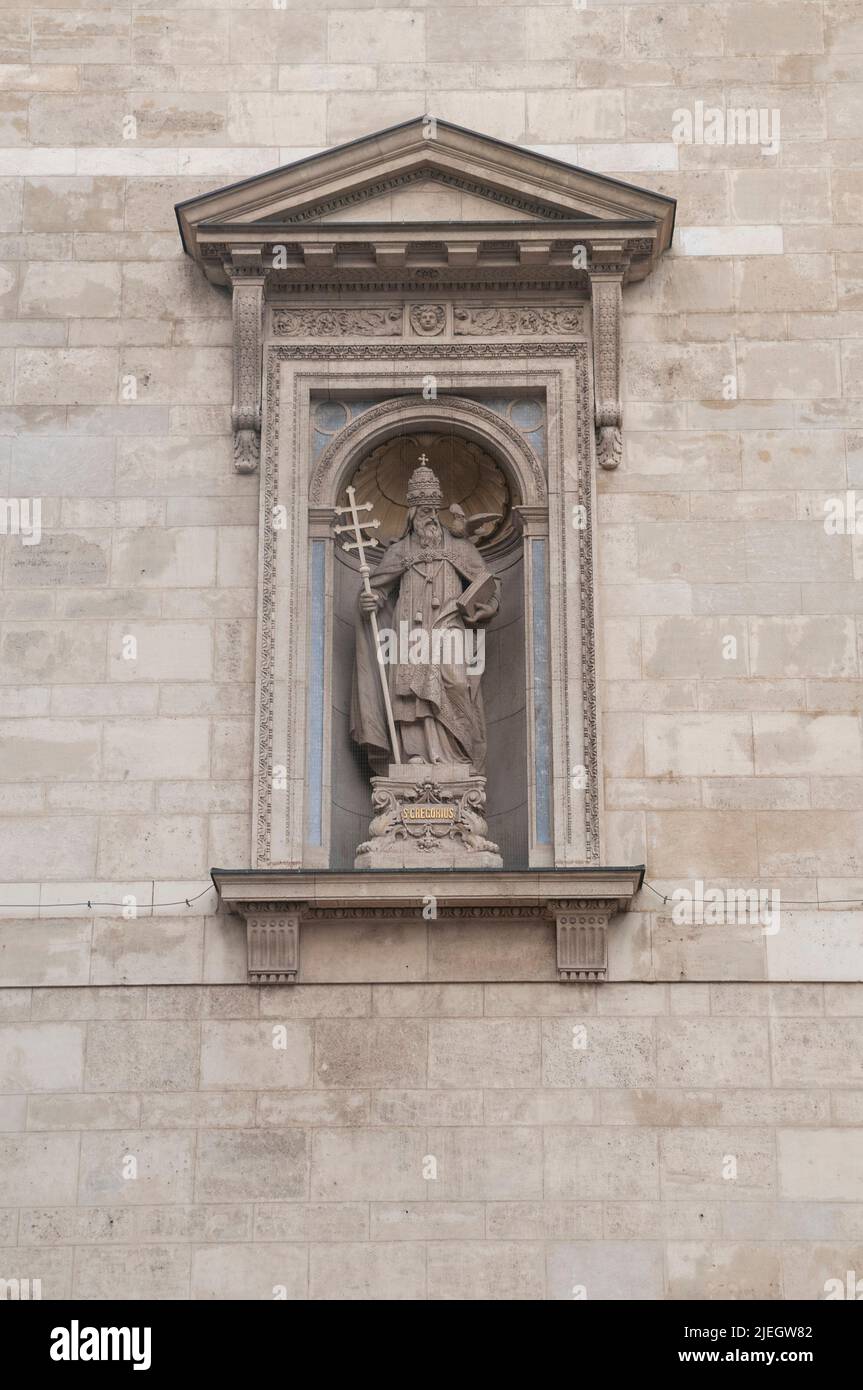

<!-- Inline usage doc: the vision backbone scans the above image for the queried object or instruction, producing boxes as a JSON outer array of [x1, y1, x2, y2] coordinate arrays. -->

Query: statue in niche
[[350, 462, 500, 776]]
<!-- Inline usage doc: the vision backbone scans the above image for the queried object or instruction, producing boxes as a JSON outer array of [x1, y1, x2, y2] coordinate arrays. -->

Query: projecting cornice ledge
[[211, 866, 645, 985]]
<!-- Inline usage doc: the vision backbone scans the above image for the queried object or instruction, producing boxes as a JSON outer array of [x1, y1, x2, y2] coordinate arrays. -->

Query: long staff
[[334, 486, 401, 764]]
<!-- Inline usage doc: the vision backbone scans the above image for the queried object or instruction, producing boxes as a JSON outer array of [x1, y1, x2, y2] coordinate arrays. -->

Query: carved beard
[[413, 511, 442, 550]]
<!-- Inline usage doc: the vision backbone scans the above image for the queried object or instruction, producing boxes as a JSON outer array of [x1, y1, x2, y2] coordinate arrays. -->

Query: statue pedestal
[[354, 762, 503, 870]]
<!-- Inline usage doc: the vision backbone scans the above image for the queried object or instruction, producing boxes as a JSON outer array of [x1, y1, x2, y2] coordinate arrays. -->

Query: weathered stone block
[[0, 1022, 83, 1092], [191, 1243, 307, 1300], [666, 1241, 782, 1300], [90, 920, 204, 987], [311, 1128, 427, 1202], [429, 1126, 543, 1200], [542, 1018, 656, 1088], [0, 1134, 79, 1205], [96, 815, 208, 879], [195, 1130, 308, 1203], [428, 1019, 540, 1088], [544, 1128, 659, 1200], [661, 1128, 776, 1200], [78, 1131, 194, 1206], [72, 1245, 191, 1300], [428, 1242, 545, 1301], [778, 1129, 863, 1201], [547, 1240, 664, 1300], [314, 1019, 427, 1088], [657, 1019, 771, 1088], [370, 1202, 484, 1242], [85, 1022, 199, 1092], [253, 1203, 367, 1244], [200, 1020, 313, 1090], [309, 1242, 425, 1301]]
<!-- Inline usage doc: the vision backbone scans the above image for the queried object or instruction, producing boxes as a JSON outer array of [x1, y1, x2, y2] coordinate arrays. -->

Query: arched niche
[[309, 396, 548, 870]]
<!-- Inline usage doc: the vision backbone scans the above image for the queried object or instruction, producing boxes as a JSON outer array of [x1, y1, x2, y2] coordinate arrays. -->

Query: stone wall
[[2, 1, 863, 1299], [2, 981, 863, 1300], [2, 3, 862, 922]]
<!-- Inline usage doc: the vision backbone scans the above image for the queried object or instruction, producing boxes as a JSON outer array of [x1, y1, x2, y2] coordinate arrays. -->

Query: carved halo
[[344, 431, 510, 548]]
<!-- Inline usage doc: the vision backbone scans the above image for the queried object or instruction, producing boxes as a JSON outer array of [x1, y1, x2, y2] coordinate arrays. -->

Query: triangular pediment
[[177, 116, 675, 266]]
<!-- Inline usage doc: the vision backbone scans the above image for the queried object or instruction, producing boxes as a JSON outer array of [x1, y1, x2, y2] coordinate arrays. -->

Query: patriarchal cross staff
[[334, 486, 401, 764]]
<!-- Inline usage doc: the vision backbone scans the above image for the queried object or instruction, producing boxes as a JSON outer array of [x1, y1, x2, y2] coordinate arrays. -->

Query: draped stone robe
[[350, 526, 498, 775]]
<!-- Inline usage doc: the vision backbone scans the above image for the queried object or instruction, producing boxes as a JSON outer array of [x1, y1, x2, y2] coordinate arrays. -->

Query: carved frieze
[[272, 307, 402, 337], [454, 306, 585, 336]]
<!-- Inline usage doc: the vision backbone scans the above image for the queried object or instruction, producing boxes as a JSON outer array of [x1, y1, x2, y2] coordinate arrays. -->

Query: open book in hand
[[456, 573, 497, 624]]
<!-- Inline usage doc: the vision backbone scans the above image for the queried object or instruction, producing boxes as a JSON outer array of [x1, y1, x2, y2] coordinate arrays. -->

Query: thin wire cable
[[6, 885, 217, 911], [641, 881, 863, 908], [4, 881, 863, 913]]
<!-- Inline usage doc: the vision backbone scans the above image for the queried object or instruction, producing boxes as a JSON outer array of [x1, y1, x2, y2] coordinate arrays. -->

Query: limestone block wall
[[2, 981, 863, 1301], [1, 1, 863, 1299], [0, 2, 861, 930]]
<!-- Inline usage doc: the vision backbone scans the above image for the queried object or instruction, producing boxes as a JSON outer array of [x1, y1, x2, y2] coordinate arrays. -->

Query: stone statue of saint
[[350, 462, 500, 776]]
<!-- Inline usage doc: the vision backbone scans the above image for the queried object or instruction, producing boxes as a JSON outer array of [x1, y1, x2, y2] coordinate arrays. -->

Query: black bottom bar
[[7, 1298, 859, 1375]]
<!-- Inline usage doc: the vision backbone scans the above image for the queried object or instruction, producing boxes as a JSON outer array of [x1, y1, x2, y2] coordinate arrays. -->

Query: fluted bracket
[[550, 897, 617, 981], [238, 901, 301, 983]]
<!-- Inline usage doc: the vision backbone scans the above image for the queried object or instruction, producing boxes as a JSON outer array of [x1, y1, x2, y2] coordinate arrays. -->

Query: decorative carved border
[[273, 307, 403, 337], [589, 274, 623, 470], [270, 275, 591, 294], [256, 344, 600, 869], [256, 343, 282, 864], [302, 905, 550, 920], [572, 355, 600, 862], [278, 343, 581, 360], [454, 306, 585, 336]]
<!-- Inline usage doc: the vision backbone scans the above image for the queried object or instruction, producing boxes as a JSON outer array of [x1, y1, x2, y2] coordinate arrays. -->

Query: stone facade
[[1, 3, 863, 1301], [2, 981, 863, 1300]]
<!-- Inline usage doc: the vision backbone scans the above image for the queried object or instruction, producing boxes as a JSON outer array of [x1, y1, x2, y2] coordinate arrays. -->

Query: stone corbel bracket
[[225, 251, 268, 473], [213, 867, 643, 985], [589, 246, 629, 471], [548, 897, 619, 982], [237, 899, 302, 983]]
